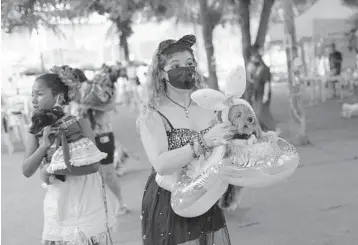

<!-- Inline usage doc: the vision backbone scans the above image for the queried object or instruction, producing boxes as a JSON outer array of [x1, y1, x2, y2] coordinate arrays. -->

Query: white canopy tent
[[268, 0, 357, 42], [266, 0, 357, 104]]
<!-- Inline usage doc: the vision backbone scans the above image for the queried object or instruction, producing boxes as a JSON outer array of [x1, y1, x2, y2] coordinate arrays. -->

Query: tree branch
[[254, 0, 275, 49], [236, 0, 251, 63]]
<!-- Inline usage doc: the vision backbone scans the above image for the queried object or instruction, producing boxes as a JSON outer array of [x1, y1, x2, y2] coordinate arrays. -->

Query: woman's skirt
[[141, 172, 231, 245]]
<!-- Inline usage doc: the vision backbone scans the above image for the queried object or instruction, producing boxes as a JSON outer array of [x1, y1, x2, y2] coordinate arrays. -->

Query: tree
[[283, 0, 310, 145], [233, 0, 318, 64], [197, 0, 226, 90], [144, 0, 231, 90], [231, 0, 275, 64], [342, 0, 358, 7], [1, 0, 66, 71], [70, 0, 145, 62], [230, 0, 318, 141]]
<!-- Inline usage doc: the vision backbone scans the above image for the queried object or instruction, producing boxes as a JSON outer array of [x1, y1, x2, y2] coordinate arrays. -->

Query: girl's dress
[[141, 110, 231, 245], [38, 115, 116, 245]]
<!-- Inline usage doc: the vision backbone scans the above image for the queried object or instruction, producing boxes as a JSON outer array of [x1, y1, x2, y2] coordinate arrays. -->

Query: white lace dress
[[40, 138, 116, 245]]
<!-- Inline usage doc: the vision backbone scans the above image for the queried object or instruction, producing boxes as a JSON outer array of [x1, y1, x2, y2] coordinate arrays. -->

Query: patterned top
[[167, 128, 210, 151], [37, 115, 82, 164], [153, 109, 212, 151]]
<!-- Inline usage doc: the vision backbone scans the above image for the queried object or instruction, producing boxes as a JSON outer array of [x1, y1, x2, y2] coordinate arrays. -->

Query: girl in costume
[[79, 65, 129, 216], [137, 34, 238, 245], [22, 66, 116, 245]]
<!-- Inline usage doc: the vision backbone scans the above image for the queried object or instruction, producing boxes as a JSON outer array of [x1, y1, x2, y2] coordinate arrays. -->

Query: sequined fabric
[[141, 111, 231, 245], [167, 128, 210, 151]]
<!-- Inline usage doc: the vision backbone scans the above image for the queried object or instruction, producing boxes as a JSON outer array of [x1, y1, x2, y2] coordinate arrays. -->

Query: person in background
[[1, 96, 14, 155], [80, 67, 130, 216], [245, 47, 276, 132], [328, 43, 343, 97]]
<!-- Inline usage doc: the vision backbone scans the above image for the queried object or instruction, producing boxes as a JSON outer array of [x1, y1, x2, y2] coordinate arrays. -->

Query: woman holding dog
[[137, 35, 242, 245]]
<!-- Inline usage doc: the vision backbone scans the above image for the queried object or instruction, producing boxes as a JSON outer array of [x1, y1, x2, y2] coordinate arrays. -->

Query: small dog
[[29, 107, 66, 182], [341, 103, 358, 118], [29, 106, 65, 135], [216, 103, 262, 211]]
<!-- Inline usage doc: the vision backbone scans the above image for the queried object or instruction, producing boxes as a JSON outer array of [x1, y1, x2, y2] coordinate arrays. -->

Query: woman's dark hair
[[36, 73, 70, 105]]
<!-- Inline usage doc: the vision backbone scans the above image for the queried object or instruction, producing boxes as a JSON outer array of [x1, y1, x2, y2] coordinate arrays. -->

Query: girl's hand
[[40, 126, 58, 149], [40, 164, 56, 185], [203, 123, 237, 147]]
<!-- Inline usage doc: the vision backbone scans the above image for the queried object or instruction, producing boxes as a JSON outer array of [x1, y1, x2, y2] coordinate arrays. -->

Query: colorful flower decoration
[[50, 66, 81, 101]]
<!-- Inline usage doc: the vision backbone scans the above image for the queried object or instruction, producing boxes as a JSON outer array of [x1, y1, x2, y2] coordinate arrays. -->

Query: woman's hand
[[203, 123, 237, 148], [186, 155, 205, 179], [261, 130, 278, 140], [40, 126, 58, 149], [40, 164, 56, 185]]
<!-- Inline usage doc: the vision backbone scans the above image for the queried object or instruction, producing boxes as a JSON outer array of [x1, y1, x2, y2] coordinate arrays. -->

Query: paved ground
[[2, 85, 358, 245]]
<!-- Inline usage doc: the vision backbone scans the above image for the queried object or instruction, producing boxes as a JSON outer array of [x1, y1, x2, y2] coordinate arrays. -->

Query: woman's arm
[[138, 111, 194, 175], [22, 133, 47, 178], [262, 81, 271, 103]]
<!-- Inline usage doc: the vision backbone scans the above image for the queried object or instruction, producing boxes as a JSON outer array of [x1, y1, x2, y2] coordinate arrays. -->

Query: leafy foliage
[[342, 0, 358, 7], [1, 0, 66, 34]]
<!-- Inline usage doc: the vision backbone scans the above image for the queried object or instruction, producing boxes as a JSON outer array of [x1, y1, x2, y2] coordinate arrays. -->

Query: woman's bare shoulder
[[137, 107, 166, 131]]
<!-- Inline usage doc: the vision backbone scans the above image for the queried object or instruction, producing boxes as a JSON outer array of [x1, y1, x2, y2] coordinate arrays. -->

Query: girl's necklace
[[165, 94, 192, 118]]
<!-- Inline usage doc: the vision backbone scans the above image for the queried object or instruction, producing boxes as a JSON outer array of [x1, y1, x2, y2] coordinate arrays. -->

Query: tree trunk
[[283, 0, 310, 145], [30, 28, 45, 72], [237, 0, 251, 64], [120, 33, 130, 62], [254, 0, 275, 49], [199, 0, 219, 90], [116, 19, 131, 62]]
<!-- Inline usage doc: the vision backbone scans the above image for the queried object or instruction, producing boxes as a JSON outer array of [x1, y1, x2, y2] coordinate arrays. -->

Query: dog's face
[[28, 107, 65, 135], [228, 104, 260, 138]]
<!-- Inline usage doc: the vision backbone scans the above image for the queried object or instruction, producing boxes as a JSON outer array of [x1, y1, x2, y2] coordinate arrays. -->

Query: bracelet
[[198, 132, 210, 152], [189, 138, 198, 159], [193, 135, 204, 156]]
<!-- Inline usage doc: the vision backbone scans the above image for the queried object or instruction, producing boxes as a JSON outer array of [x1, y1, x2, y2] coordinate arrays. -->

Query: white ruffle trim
[[42, 224, 116, 245], [47, 153, 107, 173], [47, 138, 107, 174]]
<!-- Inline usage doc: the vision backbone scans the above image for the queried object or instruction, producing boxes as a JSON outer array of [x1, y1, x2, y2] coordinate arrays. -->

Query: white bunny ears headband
[[191, 66, 253, 124]]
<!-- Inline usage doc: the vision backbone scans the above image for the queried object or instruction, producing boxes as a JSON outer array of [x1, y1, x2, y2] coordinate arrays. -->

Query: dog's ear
[[254, 122, 263, 139]]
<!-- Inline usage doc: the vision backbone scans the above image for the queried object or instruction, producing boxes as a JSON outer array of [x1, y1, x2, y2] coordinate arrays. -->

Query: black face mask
[[166, 66, 196, 90]]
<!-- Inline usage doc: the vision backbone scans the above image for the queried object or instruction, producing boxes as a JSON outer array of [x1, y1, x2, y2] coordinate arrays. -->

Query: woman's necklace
[[166, 94, 192, 118]]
